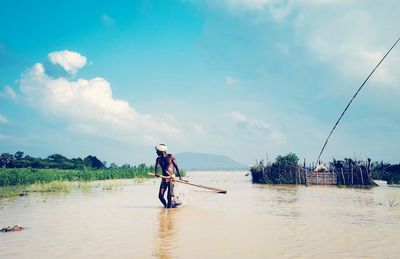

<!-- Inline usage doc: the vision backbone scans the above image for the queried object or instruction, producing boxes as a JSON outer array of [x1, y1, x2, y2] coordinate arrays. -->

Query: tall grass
[[0, 167, 154, 186]]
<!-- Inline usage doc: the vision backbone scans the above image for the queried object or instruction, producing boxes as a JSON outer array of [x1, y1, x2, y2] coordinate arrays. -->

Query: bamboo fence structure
[[251, 159, 375, 186]]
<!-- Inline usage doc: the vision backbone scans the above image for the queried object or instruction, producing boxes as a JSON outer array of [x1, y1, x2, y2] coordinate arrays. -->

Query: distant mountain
[[175, 152, 248, 170]]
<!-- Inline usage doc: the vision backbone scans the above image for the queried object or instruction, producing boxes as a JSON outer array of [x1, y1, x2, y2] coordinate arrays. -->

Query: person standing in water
[[154, 144, 182, 208]]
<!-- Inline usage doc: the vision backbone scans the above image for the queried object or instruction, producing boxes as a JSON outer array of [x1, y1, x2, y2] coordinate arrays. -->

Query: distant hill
[[175, 152, 248, 170]]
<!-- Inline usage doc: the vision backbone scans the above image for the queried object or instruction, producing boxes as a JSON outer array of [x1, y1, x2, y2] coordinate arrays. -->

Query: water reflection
[[254, 185, 301, 218], [273, 186, 301, 218], [153, 209, 177, 259], [274, 186, 300, 204]]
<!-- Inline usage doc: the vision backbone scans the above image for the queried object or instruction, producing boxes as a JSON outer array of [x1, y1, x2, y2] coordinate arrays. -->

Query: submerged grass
[[76, 181, 92, 192], [0, 186, 25, 199], [386, 192, 400, 207], [27, 181, 72, 193], [0, 181, 73, 199], [101, 180, 123, 191], [0, 179, 126, 199]]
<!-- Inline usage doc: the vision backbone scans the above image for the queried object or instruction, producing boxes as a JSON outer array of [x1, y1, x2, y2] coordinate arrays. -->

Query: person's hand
[[155, 173, 160, 177]]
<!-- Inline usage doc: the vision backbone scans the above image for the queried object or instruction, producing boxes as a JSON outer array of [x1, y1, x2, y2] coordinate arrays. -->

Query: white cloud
[[210, 0, 400, 88], [229, 111, 247, 123], [228, 111, 286, 142], [48, 50, 87, 75], [215, 0, 344, 22], [163, 113, 176, 120], [2, 85, 17, 100], [212, 0, 294, 22], [189, 122, 206, 134], [225, 75, 238, 86], [19, 54, 182, 144], [226, 0, 270, 9], [301, 7, 400, 88], [223, 0, 348, 11], [0, 113, 7, 124]]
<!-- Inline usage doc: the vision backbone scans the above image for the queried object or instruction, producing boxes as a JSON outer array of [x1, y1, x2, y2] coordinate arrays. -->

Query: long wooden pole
[[147, 173, 227, 194], [316, 37, 400, 164]]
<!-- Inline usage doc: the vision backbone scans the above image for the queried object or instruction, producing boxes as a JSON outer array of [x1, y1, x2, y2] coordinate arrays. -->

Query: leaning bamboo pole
[[359, 168, 364, 185], [341, 168, 345, 185], [147, 173, 227, 194]]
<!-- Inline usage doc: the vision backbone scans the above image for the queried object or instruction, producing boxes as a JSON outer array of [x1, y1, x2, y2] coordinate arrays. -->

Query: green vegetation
[[251, 153, 302, 184], [276, 153, 300, 168], [0, 166, 155, 186], [371, 162, 400, 184], [0, 151, 187, 199]]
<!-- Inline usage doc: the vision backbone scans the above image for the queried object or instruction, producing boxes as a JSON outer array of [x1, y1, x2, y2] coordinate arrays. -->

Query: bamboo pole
[[305, 170, 308, 185], [148, 173, 227, 194], [300, 170, 301, 184], [351, 165, 354, 185], [341, 168, 345, 185], [367, 159, 372, 183], [297, 168, 300, 185], [359, 168, 364, 185]]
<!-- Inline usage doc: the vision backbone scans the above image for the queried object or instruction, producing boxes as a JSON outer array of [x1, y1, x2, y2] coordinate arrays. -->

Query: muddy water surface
[[1, 171, 400, 258]]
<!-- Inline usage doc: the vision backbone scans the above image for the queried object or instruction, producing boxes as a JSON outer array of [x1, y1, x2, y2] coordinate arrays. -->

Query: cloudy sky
[[0, 0, 399, 166]]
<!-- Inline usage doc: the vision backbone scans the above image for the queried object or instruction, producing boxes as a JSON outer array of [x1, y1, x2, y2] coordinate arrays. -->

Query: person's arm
[[172, 155, 182, 180], [154, 158, 160, 177]]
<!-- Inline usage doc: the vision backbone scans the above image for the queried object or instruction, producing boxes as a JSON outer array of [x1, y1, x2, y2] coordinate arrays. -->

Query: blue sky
[[0, 0, 399, 166]]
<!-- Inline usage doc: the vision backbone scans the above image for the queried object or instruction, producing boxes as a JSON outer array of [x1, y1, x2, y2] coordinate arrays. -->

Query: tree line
[[0, 151, 111, 170]]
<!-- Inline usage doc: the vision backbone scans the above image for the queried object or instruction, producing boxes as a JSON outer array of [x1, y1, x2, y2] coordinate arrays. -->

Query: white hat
[[155, 144, 168, 152]]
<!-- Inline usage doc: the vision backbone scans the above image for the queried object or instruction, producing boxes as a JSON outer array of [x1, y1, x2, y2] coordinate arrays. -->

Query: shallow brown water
[[1, 171, 400, 258]]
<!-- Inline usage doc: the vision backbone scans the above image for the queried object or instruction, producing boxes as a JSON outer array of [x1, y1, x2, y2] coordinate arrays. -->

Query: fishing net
[[172, 183, 189, 207]]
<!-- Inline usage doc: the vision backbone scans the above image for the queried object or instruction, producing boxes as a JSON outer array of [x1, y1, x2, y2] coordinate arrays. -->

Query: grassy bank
[[0, 167, 155, 186]]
